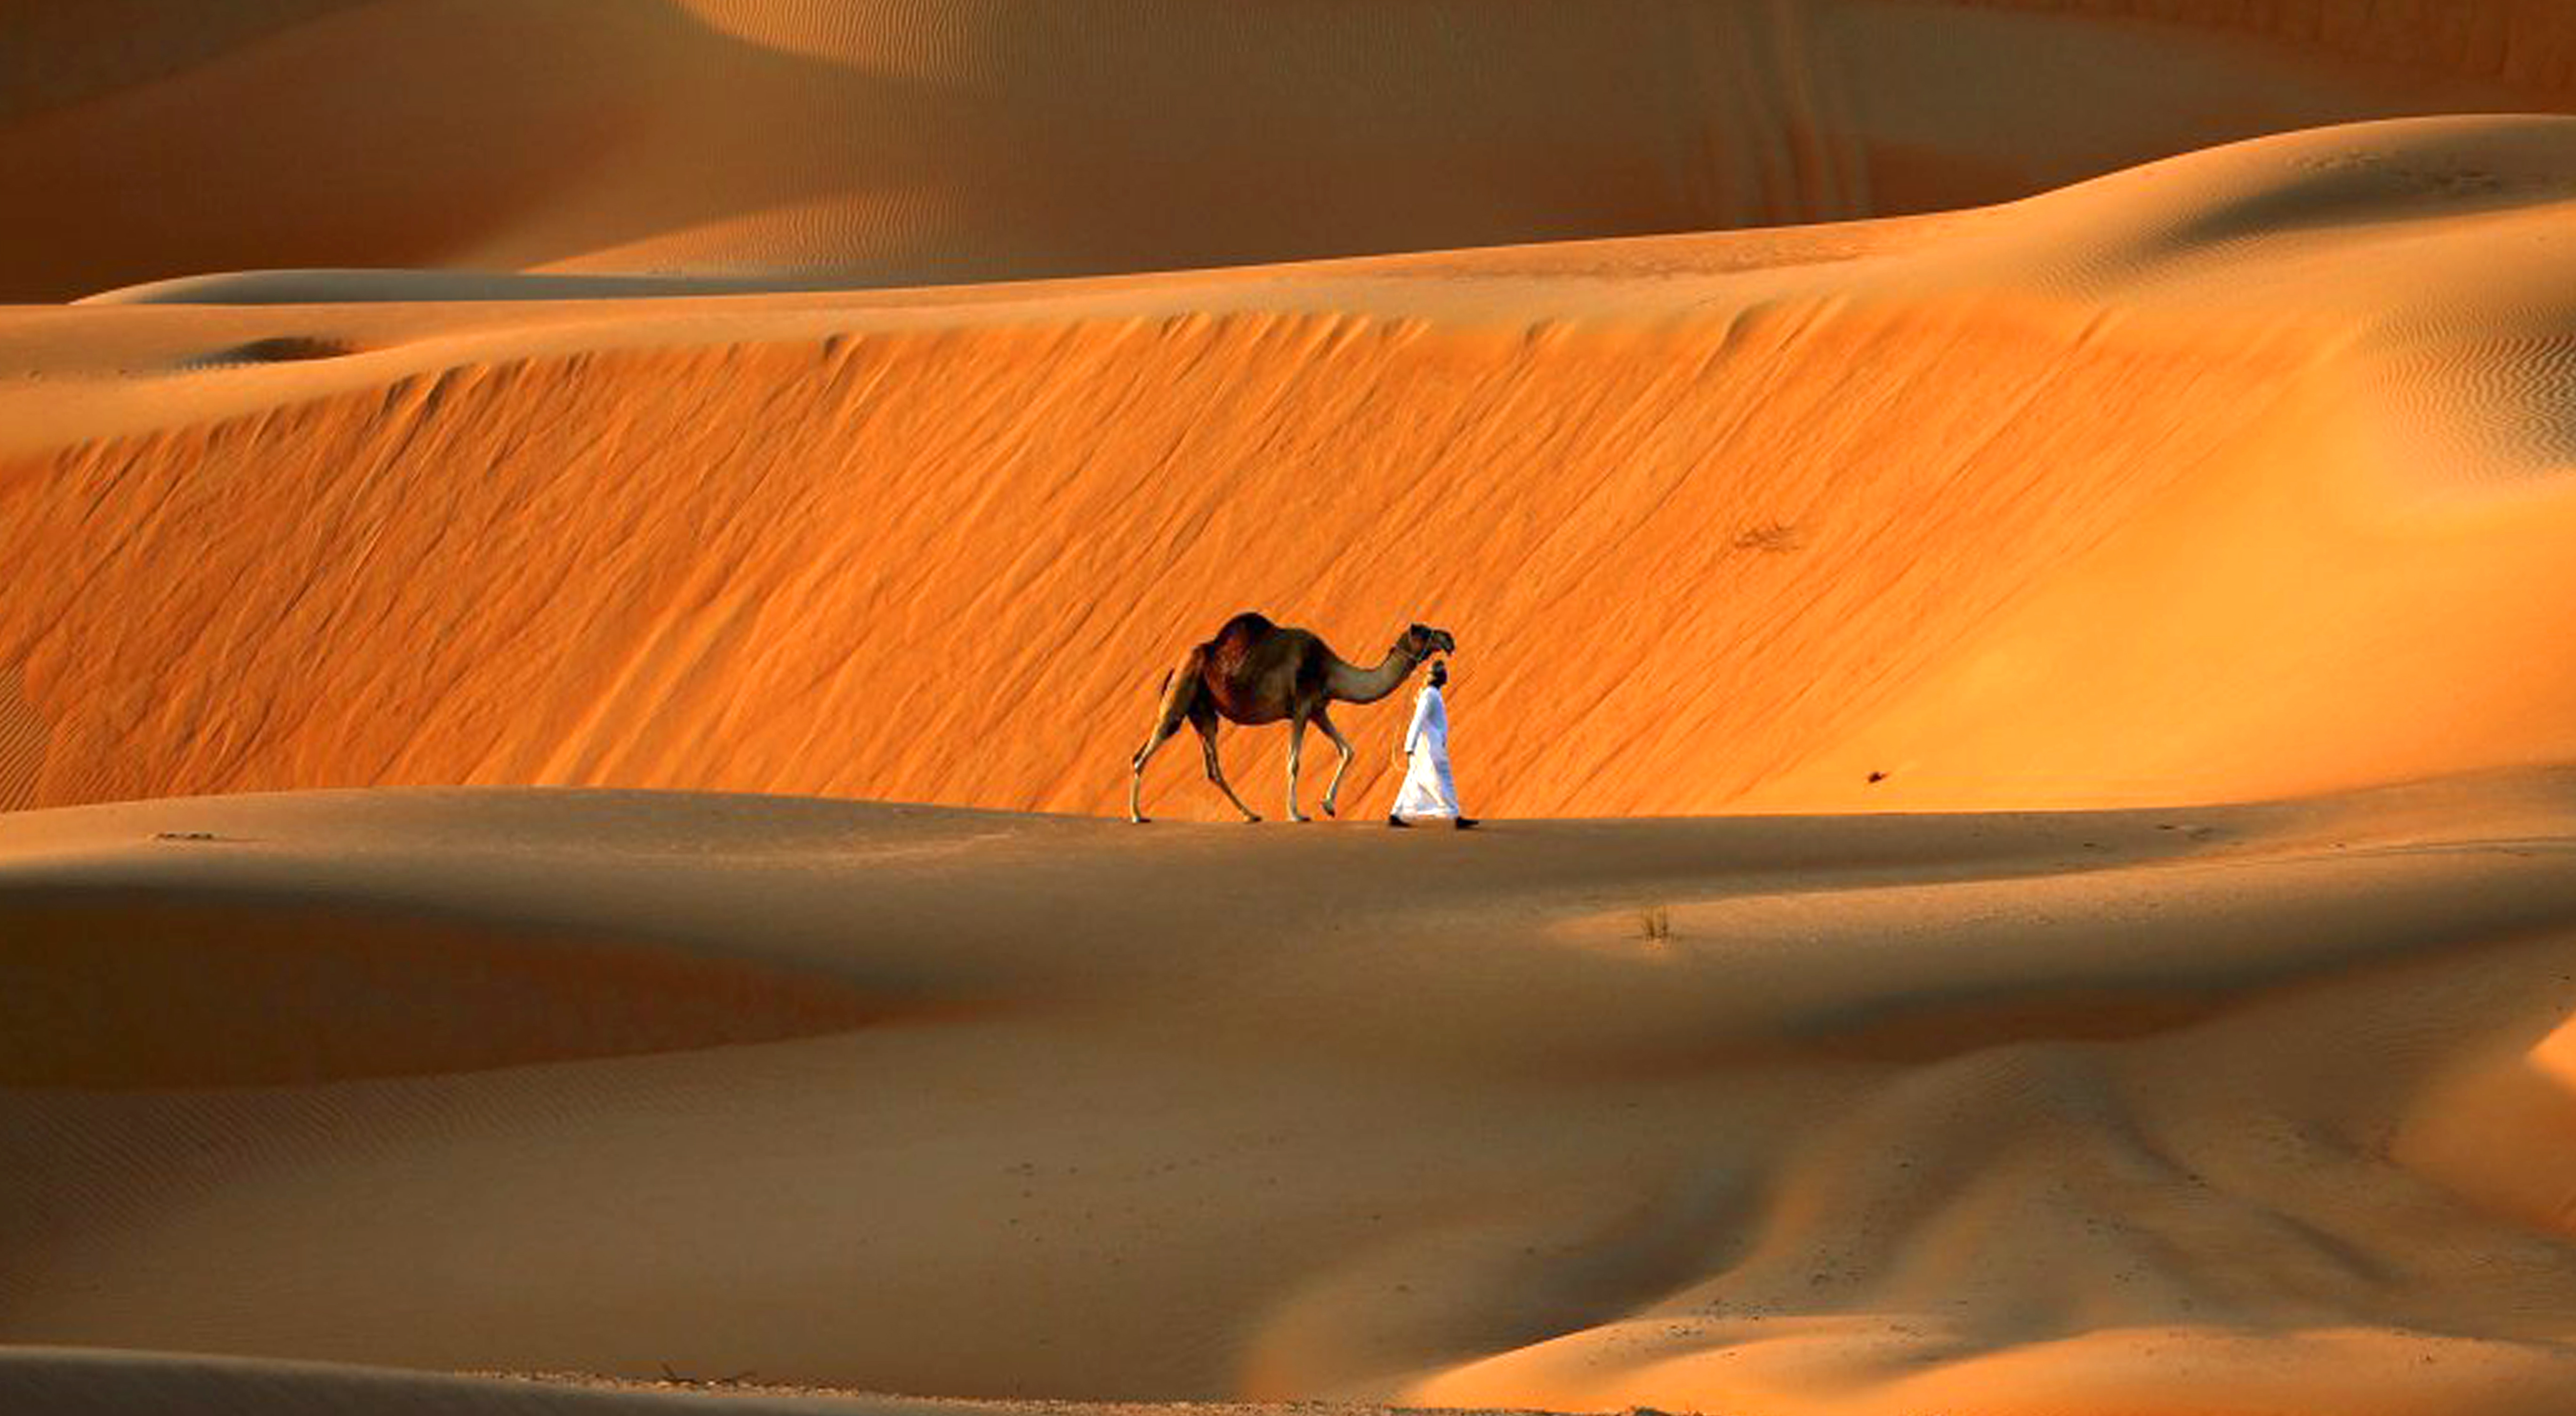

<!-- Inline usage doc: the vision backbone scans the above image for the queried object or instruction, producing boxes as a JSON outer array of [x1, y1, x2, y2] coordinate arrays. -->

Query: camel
[[1128, 612, 1455, 824]]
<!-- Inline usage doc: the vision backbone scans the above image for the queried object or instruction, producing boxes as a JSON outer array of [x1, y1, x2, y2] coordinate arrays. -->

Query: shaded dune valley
[[16, 3, 2576, 1416]]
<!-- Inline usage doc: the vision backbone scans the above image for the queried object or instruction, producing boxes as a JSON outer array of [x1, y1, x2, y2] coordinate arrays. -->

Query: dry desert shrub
[[1732, 520, 1801, 553]]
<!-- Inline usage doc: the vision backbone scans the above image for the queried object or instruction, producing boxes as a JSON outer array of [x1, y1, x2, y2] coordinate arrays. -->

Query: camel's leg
[[1314, 707, 1356, 817], [1128, 654, 1203, 823], [1285, 714, 1312, 823], [1193, 709, 1262, 822], [1128, 717, 1183, 823]]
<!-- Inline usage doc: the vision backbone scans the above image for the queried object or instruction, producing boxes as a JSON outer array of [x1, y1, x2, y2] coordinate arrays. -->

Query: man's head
[[1429, 659, 1449, 688]]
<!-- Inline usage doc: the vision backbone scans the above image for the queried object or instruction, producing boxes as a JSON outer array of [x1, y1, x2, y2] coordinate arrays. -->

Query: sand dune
[[19, 6, 2576, 1415], [9, 772, 2576, 1415], [8, 0, 2576, 302], [4, 117, 2576, 817]]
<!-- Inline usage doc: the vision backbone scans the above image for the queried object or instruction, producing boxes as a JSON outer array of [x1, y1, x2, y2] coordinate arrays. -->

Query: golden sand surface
[[15, 6, 2576, 1416], [8, 116, 2576, 816], [11, 775, 2576, 1416]]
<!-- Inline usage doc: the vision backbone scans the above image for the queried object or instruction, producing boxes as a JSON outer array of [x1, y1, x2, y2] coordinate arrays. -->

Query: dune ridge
[[10, 0, 2576, 302], [0, 297, 2320, 818], [8, 117, 2576, 818]]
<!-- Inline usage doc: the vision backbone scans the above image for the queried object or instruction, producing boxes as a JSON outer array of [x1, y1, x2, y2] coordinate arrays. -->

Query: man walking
[[1389, 659, 1477, 829]]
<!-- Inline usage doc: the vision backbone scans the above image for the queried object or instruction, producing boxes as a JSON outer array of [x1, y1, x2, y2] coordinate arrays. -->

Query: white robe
[[1392, 683, 1462, 819]]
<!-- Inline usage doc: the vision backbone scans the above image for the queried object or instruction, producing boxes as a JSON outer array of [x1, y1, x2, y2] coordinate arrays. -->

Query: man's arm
[[1403, 690, 1433, 755]]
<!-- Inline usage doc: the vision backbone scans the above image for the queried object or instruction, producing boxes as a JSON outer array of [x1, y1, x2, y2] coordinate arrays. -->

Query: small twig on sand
[[655, 1362, 758, 1388]]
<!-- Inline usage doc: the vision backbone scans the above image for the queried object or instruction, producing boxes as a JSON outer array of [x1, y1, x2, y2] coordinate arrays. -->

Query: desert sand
[[10, 0, 2576, 305], [13, 3, 2576, 1415], [12, 112, 2576, 818], [15, 775, 2576, 1416]]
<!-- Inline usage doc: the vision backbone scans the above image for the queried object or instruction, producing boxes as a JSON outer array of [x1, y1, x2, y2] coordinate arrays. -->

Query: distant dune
[[7, 0, 2576, 302]]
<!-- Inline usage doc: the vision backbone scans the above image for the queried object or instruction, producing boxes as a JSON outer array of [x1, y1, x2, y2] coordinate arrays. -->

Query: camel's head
[[1401, 623, 1457, 661]]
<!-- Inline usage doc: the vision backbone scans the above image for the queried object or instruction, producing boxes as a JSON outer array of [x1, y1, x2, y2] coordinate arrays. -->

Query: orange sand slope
[[8, 0, 2576, 302], [13, 772, 2576, 1416], [8, 115, 2576, 816]]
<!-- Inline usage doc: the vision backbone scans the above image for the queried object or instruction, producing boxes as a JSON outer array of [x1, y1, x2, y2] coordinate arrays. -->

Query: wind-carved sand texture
[[0, 668, 46, 813], [16, 4, 2576, 1416], [14, 778, 2576, 1416], [13, 116, 2576, 814]]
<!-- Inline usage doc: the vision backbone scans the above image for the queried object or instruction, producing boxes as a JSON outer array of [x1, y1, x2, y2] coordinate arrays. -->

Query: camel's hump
[[1210, 611, 1274, 642]]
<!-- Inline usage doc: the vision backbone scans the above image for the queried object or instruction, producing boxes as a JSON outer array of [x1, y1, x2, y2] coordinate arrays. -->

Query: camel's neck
[[1327, 644, 1425, 704]]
